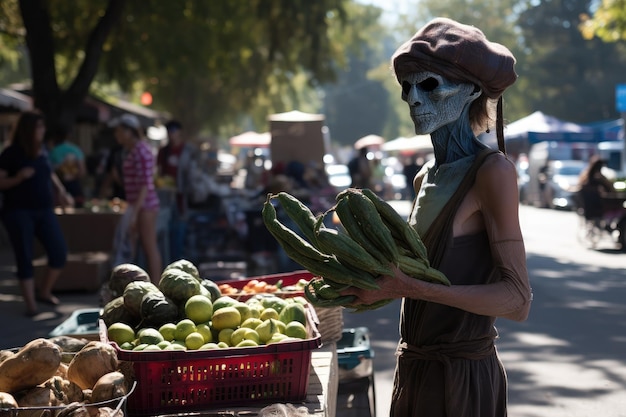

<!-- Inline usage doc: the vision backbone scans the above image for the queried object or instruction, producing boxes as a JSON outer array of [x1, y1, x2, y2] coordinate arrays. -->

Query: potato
[[67, 342, 118, 390], [0, 339, 62, 394], [57, 402, 90, 417], [14, 386, 58, 417], [0, 391, 18, 408], [89, 372, 127, 405]]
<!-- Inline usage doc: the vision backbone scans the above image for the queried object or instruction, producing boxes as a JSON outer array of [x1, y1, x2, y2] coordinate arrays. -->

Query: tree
[[580, 0, 626, 42], [0, 1, 349, 138], [518, 0, 626, 122]]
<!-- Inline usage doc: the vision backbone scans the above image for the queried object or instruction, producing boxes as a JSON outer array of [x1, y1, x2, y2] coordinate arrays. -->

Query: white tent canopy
[[382, 135, 433, 153], [504, 111, 592, 139], [229, 131, 271, 148]]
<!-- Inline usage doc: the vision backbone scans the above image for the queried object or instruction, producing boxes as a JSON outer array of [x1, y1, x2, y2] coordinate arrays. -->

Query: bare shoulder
[[475, 152, 518, 198]]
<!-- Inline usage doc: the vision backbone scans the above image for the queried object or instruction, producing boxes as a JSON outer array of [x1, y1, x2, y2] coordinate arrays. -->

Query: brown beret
[[391, 17, 517, 99]]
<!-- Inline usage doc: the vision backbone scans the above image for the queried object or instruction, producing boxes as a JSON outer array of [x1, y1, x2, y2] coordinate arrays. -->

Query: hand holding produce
[[262, 189, 450, 312]]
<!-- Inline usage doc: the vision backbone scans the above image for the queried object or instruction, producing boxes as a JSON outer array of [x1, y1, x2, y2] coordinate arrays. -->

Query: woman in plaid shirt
[[112, 113, 162, 284]]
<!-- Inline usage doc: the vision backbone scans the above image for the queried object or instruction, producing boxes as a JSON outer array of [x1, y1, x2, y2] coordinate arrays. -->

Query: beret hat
[[391, 17, 517, 99]]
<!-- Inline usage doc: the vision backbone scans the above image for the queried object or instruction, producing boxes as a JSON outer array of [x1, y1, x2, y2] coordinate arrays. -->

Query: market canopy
[[354, 134, 385, 150], [229, 131, 271, 148], [382, 135, 433, 153]]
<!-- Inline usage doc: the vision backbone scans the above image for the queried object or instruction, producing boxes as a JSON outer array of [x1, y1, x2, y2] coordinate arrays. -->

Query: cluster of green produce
[[0, 337, 131, 416], [262, 188, 450, 311], [102, 260, 310, 351]]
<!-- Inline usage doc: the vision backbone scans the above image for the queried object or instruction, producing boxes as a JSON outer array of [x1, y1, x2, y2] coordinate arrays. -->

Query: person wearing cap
[[112, 113, 162, 284], [342, 18, 532, 416], [156, 120, 195, 261]]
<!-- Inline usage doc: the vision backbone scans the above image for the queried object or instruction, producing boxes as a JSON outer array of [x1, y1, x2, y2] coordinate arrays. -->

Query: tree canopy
[[0, 0, 350, 138]]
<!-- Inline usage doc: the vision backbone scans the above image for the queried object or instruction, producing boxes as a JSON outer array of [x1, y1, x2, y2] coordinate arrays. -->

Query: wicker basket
[[314, 306, 344, 344]]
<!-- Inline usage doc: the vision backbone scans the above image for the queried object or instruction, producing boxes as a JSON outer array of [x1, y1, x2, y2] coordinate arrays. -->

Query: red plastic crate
[[220, 270, 314, 300], [99, 305, 322, 416]]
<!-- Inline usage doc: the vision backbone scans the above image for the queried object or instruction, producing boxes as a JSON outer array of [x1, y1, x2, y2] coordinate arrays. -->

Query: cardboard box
[[34, 251, 111, 292]]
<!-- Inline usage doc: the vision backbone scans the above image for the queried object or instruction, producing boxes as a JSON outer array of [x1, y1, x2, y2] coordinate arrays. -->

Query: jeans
[[1, 208, 67, 279]]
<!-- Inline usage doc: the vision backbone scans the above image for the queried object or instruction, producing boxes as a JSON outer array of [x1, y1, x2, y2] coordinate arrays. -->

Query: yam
[[0, 392, 18, 408], [0, 350, 14, 365], [67, 342, 118, 390], [0, 339, 62, 394], [56, 402, 90, 417], [89, 371, 127, 405]]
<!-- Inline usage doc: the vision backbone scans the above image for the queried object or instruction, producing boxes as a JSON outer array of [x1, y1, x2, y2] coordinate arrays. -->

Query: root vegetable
[[0, 338, 62, 394], [67, 342, 118, 390], [89, 372, 127, 405]]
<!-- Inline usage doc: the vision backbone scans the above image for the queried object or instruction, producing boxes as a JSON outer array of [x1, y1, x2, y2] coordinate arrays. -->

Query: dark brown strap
[[496, 96, 506, 154], [422, 148, 499, 268]]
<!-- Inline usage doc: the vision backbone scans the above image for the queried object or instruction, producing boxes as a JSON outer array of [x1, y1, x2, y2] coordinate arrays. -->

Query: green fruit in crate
[[233, 302, 252, 322], [140, 292, 179, 328], [119, 342, 134, 350], [212, 296, 238, 311], [139, 328, 165, 345], [157, 340, 171, 349], [123, 281, 160, 318], [285, 321, 307, 339], [158, 269, 202, 303], [256, 318, 280, 344], [261, 296, 288, 314], [267, 333, 289, 344], [174, 319, 197, 341], [159, 323, 177, 341], [143, 344, 162, 351], [199, 342, 220, 350], [236, 339, 259, 348], [211, 307, 241, 330], [101, 296, 138, 328], [133, 343, 149, 351], [185, 332, 206, 350], [260, 308, 279, 321], [218, 329, 235, 345], [217, 342, 229, 349], [196, 323, 213, 343], [241, 318, 263, 329], [164, 259, 201, 281], [279, 302, 307, 326], [164, 343, 186, 351], [185, 295, 213, 324], [231, 328, 260, 346], [107, 322, 136, 345], [201, 279, 222, 302]]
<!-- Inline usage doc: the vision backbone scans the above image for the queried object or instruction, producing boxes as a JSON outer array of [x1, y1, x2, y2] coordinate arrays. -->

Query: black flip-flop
[[36, 295, 60, 306]]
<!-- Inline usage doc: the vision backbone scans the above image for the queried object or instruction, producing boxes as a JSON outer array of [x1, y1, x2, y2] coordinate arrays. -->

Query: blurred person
[[402, 154, 423, 200], [0, 111, 73, 316], [157, 120, 195, 260], [342, 18, 532, 416], [111, 113, 162, 284], [348, 146, 372, 188], [47, 126, 87, 208], [577, 155, 622, 222]]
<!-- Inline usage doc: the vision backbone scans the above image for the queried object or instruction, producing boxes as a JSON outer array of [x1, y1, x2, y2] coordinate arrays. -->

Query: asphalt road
[[342, 203, 626, 417]]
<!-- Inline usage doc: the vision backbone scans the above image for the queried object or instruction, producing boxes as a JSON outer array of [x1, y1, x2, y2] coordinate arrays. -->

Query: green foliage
[[580, 0, 626, 42]]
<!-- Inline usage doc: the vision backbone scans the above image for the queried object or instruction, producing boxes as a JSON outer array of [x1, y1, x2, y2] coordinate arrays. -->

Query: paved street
[[343, 203, 626, 417]]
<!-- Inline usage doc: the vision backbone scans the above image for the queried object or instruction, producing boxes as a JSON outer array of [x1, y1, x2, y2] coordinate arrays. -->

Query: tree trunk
[[18, 0, 126, 134]]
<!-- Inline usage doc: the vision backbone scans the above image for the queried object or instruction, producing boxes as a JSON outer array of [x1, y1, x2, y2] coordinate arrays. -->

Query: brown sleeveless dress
[[391, 149, 508, 417]]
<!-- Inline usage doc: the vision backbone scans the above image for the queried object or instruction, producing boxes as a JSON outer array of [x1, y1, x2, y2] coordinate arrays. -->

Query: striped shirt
[[122, 140, 159, 210]]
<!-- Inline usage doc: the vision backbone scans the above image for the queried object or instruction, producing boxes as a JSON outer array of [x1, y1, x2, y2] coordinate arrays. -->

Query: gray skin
[[400, 71, 486, 165]]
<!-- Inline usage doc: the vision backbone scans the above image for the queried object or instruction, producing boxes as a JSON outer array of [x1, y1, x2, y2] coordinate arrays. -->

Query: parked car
[[541, 160, 587, 210]]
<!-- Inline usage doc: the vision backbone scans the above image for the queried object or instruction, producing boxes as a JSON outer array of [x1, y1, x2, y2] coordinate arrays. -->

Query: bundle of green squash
[[101, 259, 222, 332], [262, 188, 450, 312], [0, 336, 131, 417]]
